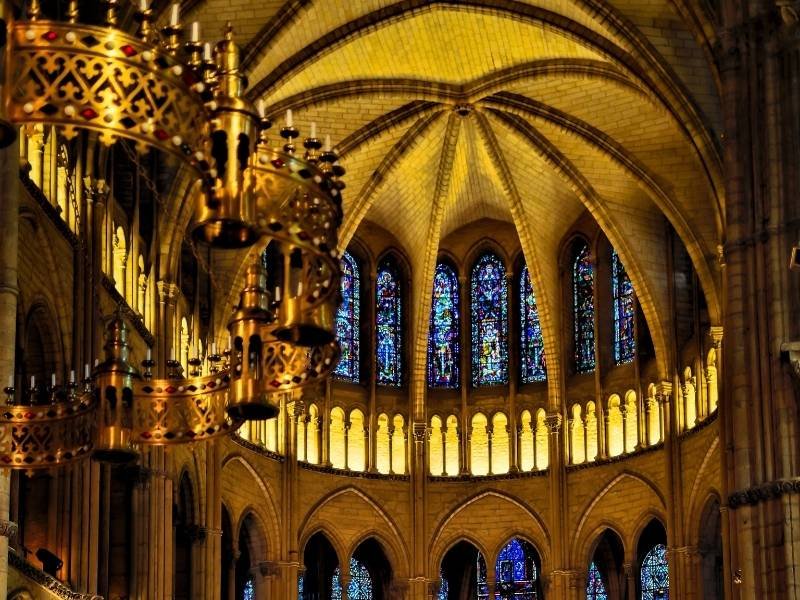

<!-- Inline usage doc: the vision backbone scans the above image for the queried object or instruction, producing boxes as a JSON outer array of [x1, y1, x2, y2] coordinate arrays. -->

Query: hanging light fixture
[[0, 3, 344, 469]]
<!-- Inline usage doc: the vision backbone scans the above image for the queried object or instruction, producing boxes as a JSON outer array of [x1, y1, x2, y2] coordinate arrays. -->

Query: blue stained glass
[[334, 251, 360, 381], [298, 573, 304, 599], [471, 253, 508, 386], [641, 544, 669, 600], [477, 538, 538, 599], [332, 558, 373, 600], [376, 258, 402, 386], [587, 562, 608, 600], [242, 577, 254, 600], [519, 265, 546, 383], [612, 250, 636, 364], [438, 569, 449, 600], [573, 244, 596, 373], [428, 263, 460, 387]]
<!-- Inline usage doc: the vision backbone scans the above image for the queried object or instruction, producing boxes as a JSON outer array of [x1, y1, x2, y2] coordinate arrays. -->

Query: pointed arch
[[376, 255, 403, 386], [428, 261, 460, 388], [470, 251, 508, 386]]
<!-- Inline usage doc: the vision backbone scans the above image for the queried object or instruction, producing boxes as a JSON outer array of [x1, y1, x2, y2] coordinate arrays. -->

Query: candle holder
[[207, 352, 222, 374], [141, 358, 156, 381], [161, 23, 183, 55], [166, 359, 183, 380], [188, 357, 202, 377], [134, 6, 155, 41], [223, 348, 233, 372], [280, 125, 300, 154], [304, 135, 322, 163], [66, 380, 80, 402], [3, 385, 14, 405]]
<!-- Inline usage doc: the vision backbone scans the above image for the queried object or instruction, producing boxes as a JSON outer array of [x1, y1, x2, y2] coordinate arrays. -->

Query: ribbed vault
[[181, 0, 724, 409]]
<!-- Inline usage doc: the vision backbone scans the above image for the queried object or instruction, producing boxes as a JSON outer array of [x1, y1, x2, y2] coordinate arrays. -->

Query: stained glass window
[[471, 252, 508, 386], [587, 562, 607, 600], [612, 250, 636, 364], [332, 558, 373, 600], [334, 251, 360, 381], [298, 573, 304, 599], [428, 263, 460, 387], [242, 577, 254, 600], [519, 264, 546, 383], [478, 538, 538, 599], [376, 258, 402, 385], [641, 544, 669, 600], [573, 243, 596, 373], [438, 569, 449, 600]]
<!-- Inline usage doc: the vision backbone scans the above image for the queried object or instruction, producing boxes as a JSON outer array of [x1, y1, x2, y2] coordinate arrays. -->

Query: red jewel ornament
[[79, 107, 98, 120]]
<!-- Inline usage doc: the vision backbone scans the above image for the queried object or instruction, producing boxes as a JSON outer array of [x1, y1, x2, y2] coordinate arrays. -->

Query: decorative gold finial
[[27, 0, 41, 20], [67, 0, 79, 23]]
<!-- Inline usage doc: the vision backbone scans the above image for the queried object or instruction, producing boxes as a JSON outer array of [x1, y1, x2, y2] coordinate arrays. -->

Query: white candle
[[310, 122, 317, 139], [140, 0, 148, 11], [84, 364, 89, 379], [227, 335, 232, 350], [70, 370, 75, 383], [30, 376, 35, 389], [94, 359, 99, 367], [170, 3, 180, 26], [274, 286, 281, 302], [190, 21, 200, 42], [170, 348, 175, 361], [203, 42, 212, 61], [211, 342, 216, 355], [257, 100, 266, 119], [51, 374, 56, 387], [8, 376, 13, 389], [146, 347, 152, 361], [285, 109, 293, 128], [324, 134, 332, 152]]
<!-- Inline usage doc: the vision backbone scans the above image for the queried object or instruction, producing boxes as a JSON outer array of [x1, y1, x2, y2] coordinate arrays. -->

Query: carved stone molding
[[0, 518, 18, 539], [655, 381, 673, 404], [728, 477, 800, 508], [412, 421, 427, 443], [544, 413, 562, 434]]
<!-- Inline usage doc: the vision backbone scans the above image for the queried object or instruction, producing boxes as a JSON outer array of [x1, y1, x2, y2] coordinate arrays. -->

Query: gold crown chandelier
[[0, 1, 345, 468]]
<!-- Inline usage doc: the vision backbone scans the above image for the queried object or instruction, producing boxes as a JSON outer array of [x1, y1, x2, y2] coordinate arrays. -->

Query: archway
[[174, 473, 195, 600], [348, 537, 393, 599], [440, 540, 481, 600], [586, 529, 625, 600], [636, 519, 669, 600], [221, 505, 234, 600], [302, 531, 340, 599], [236, 513, 267, 600], [698, 497, 722, 600]]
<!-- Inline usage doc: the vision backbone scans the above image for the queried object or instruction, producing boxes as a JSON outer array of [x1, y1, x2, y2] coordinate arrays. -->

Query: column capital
[[708, 325, 724, 348], [289, 400, 306, 419], [156, 280, 180, 305], [0, 518, 17, 540], [84, 177, 109, 203], [544, 413, 562, 434], [655, 381, 673, 404], [412, 421, 427, 443]]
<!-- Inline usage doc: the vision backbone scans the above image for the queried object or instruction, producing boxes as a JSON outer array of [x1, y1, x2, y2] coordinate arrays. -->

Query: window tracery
[[376, 258, 402, 386], [471, 252, 508, 386], [332, 558, 373, 600], [428, 263, 460, 387], [641, 543, 669, 600], [573, 243, 595, 373], [612, 249, 635, 364], [334, 251, 360, 381], [519, 264, 546, 383], [586, 562, 607, 600], [478, 538, 538, 599]]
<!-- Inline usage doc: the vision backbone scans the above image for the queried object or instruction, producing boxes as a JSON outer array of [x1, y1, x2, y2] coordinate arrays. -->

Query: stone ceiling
[[181, 0, 725, 404]]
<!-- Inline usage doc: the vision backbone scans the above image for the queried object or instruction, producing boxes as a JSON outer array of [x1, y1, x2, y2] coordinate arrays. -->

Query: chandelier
[[0, 2, 344, 468]]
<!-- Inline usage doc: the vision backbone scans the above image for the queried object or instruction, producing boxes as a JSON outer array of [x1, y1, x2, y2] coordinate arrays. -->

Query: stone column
[[623, 562, 636, 600], [458, 276, 469, 474], [0, 133, 19, 600]]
